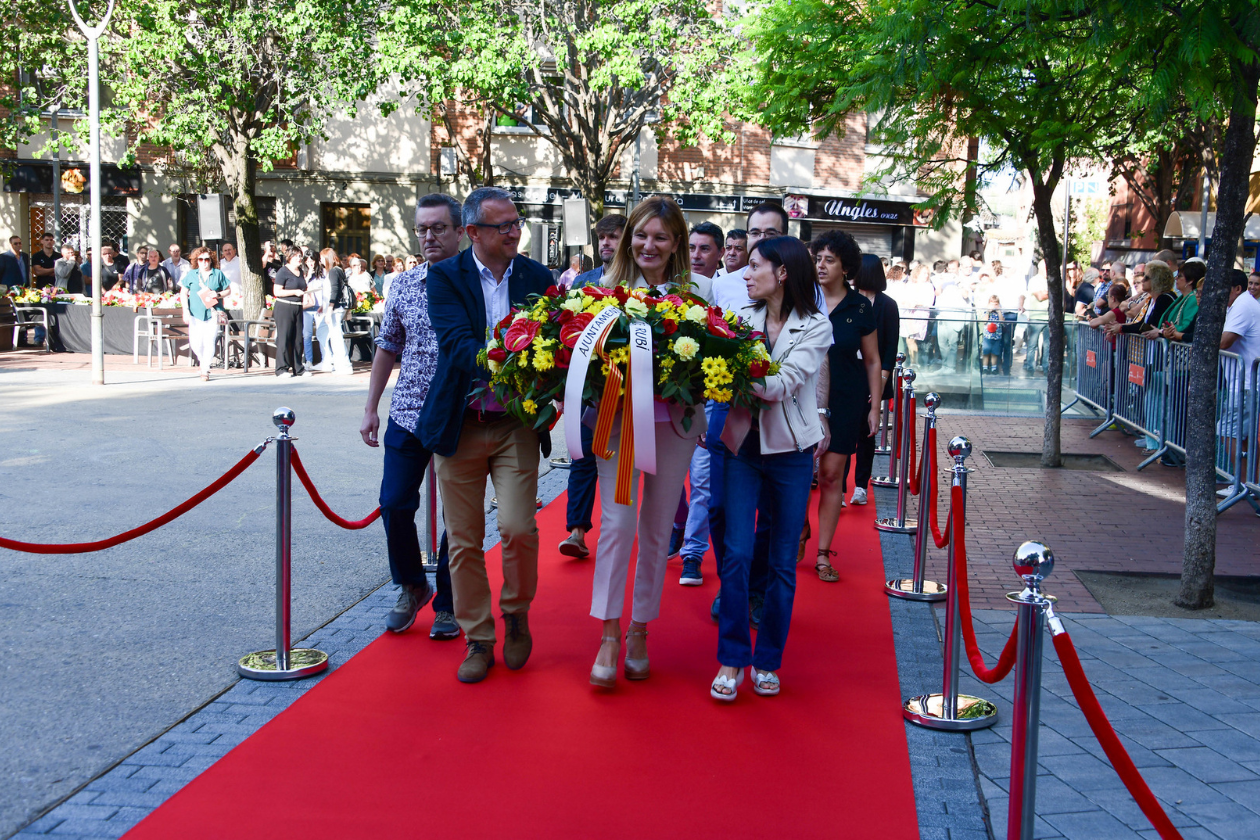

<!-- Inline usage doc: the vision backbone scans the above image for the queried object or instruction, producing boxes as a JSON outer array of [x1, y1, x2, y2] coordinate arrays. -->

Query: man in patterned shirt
[[360, 193, 465, 640]]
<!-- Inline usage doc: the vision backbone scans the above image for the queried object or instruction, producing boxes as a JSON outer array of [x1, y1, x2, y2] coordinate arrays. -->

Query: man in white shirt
[[686, 222, 722, 300], [711, 204, 793, 313], [1219, 269, 1260, 462], [219, 242, 242, 294], [162, 244, 191, 283], [994, 270, 1026, 375], [714, 229, 748, 278]]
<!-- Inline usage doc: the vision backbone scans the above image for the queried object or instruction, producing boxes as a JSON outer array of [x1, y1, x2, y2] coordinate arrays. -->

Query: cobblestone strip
[[873, 483, 993, 840], [13, 468, 572, 839]]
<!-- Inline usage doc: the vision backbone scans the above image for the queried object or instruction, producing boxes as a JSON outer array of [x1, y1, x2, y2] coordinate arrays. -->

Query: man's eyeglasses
[[414, 224, 451, 237], [471, 218, 526, 235], [747, 228, 782, 238]]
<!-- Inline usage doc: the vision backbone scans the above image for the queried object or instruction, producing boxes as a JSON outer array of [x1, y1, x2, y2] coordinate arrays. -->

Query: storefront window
[[321, 203, 371, 256]]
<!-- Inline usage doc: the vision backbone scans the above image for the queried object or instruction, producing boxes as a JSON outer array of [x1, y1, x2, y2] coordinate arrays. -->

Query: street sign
[[1069, 180, 1105, 197]]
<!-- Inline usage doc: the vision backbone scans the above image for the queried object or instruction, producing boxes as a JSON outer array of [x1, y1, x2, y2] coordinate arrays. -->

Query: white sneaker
[[851, 487, 868, 505]]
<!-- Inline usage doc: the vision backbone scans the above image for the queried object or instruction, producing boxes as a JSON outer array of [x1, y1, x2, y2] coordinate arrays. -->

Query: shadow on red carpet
[[125, 487, 917, 839]]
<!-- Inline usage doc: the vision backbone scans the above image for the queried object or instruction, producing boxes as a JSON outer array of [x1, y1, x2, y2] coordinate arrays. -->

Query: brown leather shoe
[[457, 640, 495, 683], [502, 612, 532, 670]]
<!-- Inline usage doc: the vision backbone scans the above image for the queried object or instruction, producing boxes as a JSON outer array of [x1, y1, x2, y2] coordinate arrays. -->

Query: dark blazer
[[420, 248, 554, 457], [0, 251, 29, 288], [872, 291, 901, 400]]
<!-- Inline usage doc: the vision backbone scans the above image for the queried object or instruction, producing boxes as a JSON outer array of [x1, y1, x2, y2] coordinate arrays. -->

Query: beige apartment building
[[2, 101, 962, 269]]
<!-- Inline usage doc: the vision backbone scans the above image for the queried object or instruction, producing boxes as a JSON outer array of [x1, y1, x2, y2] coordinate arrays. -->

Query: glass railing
[[895, 313, 1081, 414]]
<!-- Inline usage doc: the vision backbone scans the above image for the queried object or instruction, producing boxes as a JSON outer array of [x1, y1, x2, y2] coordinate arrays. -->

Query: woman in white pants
[[320, 248, 354, 374], [588, 196, 707, 687], [180, 247, 229, 381]]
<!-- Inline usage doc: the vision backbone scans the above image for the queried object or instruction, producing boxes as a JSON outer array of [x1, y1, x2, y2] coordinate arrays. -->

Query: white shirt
[[472, 250, 513, 332], [219, 256, 241, 292], [162, 257, 191, 282], [712, 265, 752, 312], [1224, 290, 1260, 389], [995, 275, 1026, 313]]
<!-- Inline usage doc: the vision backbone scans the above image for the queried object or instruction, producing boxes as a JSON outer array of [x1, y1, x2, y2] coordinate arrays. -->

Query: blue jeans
[[380, 418, 452, 613], [303, 309, 317, 365], [707, 401, 771, 592], [565, 421, 597, 532], [681, 401, 721, 560], [1000, 311, 1019, 374], [718, 435, 815, 671]]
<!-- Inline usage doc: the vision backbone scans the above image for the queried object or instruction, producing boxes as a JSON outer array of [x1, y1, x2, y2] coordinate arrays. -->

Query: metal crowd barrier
[[1110, 333, 1166, 470], [1063, 324, 1115, 437]]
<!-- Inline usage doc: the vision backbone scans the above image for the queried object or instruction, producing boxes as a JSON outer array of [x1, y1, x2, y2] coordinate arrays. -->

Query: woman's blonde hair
[[1145, 260, 1175, 297], [603, 196, 690, 289]]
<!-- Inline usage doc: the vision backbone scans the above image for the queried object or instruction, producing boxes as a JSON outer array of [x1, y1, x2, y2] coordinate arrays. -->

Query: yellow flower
[[685, 304, 707, 324], [562, 297, 584, 313], [624, 298, 649, 318], [608, 346, 630, 366], [704, 387, 734, 402], [518, 349, 529, 367], [533, 350, 554, 371], [522, 399, 538, 415], [488, 358, 502, 375], [654, 302, 674, 314], [673, 336, 700, 360], [513, 311, 528, 322]]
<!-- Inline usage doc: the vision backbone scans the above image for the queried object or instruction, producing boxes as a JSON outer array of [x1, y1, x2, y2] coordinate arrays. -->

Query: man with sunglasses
[[420, 187, 553, 683], [362, 193, 465, 642]]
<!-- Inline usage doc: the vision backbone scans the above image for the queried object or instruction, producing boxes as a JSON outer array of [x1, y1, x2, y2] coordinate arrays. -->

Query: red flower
[[583, 285, 612, 299], [748, 359, 770, 378], [706, 307, 736, 338], [556, 309, 574, 324], [749, 331, 765, 342], [494, 313, 515, 340], [560, 312, 595, 348], [643, 295, 664, 305], [545, 285, 562, 298], [487, 346, 508, 363], [503, 319, 541, 352], [663, 294, 685, 306], [613, 285, 630, 305], [661, 318, 678, 335], [555, 346, 572, 368]]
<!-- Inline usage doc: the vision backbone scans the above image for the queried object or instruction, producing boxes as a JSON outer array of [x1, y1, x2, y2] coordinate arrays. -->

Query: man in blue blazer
[[420, 186, 554, 683], [0, 235, 30, 289]]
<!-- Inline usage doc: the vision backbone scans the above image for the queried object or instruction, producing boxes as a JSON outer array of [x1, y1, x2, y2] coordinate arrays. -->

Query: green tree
[[106, 0, 385, 318], [1109, 0, 1260, 609], [746, 0, 1126, 467], [379, 0, 739, 215], [0, 1, 89, 153]]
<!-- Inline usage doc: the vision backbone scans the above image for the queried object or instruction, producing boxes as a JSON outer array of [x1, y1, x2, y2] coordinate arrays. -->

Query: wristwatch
[[818, 408, 831, 419]]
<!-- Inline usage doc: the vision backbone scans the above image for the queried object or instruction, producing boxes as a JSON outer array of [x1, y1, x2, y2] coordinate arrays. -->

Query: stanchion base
[[885, 579, 947, 601], [237, 648, 329, 681], [903, 693, 999, 731], [548, 457, 573, 469], [871, 476, 900, 488], [875, 517, 918, 534], [874, 445, 892, 456]]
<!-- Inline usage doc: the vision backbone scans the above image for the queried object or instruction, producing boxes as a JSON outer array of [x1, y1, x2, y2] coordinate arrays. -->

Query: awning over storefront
[[1163, 211, 1260, 241], [502, 184, 779, 215], [1, 160, 143, 197]]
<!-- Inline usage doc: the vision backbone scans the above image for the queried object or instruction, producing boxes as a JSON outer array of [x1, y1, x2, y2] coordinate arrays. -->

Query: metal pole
[[1006, 541, 1057, 840], [886, 392, 946, 601], [877, 369, 918, 534], [1198, 169, 1210, 258], [275, 418, 293, 672], [902, 435, 997, 731], [238, 408, 330, 681], [632, 131, 642, 207], [877, 353, 905, 455], [68, 0, 114, 385], [873, 365, 904, 488], [51, 102, 61, 245], [422, 461, 439, 571]]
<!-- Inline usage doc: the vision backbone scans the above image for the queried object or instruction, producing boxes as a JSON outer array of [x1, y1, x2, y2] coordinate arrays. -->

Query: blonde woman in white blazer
[[588, 197, 709, 688], [711, 236, 831, 701]]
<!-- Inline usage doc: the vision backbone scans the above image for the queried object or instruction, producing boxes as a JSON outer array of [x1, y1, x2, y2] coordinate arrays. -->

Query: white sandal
[[752, 669, 781, 696], [590, 637, 619, 688], [710, 667, 745, 702]]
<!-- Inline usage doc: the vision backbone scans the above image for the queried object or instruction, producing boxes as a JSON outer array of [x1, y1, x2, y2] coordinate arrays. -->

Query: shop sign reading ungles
[[786, 194, 933, 227]]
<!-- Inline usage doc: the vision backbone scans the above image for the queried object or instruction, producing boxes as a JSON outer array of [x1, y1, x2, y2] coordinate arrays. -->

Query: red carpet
[[126, 487, 917, 839]]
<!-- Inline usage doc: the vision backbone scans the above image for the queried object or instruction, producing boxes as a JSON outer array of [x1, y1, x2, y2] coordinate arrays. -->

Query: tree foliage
[[378, 0, 740, 212]]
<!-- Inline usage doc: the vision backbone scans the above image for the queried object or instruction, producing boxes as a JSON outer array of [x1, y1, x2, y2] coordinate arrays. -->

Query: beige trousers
[[590, 419, 696, 623], [434, 415, 540, 642]]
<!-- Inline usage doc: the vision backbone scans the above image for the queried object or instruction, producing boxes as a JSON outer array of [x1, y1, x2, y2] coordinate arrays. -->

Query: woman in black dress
[[272, 248, 307, 376], [812, 237, 884, 581], [850, 255, 901, 502]]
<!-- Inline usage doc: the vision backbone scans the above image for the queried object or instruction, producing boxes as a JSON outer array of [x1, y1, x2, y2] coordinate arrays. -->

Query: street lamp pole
[[68, 0, 115, 386]]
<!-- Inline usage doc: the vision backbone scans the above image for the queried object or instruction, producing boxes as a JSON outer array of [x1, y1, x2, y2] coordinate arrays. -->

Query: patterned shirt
[[374, 263, 439, 434]]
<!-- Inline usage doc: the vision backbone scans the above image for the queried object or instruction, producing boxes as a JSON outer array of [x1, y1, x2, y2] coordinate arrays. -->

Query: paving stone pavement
[[11, 468, 571, 840]]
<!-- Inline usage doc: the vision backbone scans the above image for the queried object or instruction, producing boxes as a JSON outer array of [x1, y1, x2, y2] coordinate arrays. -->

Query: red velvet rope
[[290, 447, 382, 530], [926, 426, 950, 548], [906, 395, 919, 495], [950, 483, 1019, 684], [0, 448, 263, 554], [1054, 632, 1184, 839]]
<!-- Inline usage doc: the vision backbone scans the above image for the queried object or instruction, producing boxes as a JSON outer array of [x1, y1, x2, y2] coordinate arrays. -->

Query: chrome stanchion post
[[1006, 542, 1057, 840], [877, 369, 919, 534], [903, 436, 998, 731], [422, 461, 439, 572], [876, 352, 905, 455], [886, 392, 946, 600], [238, 408, 331, 681]]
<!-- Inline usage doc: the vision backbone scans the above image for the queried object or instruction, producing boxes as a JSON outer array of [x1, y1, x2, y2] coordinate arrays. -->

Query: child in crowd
[[981, 295, 1002, 372]]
